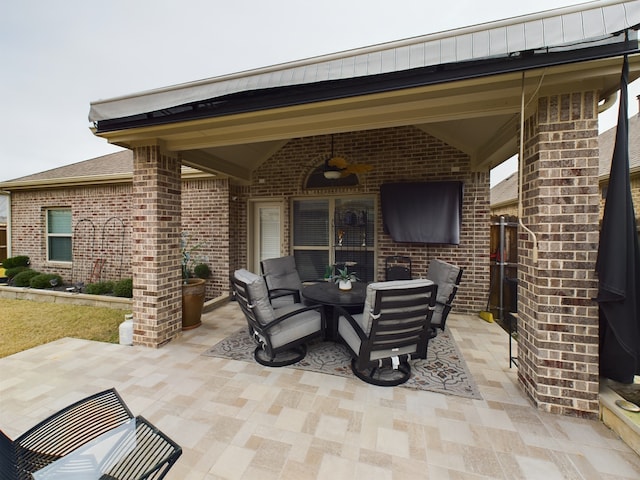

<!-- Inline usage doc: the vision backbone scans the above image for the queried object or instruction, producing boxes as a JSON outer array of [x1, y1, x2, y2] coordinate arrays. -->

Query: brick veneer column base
[[518, 91, 600, 417], [131, 145, 182, 347]]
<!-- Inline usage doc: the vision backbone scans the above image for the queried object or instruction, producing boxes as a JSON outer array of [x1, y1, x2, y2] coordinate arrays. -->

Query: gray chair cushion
[[268, 306, 323, 348], [338, 313, 364, 356], [426, 259, 461, 306], [261, 256, 303, 291], [234, 269, 275, 325]]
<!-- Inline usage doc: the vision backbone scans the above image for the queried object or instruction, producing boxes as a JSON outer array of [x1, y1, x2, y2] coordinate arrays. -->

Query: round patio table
[[302, 281, 367, 340]]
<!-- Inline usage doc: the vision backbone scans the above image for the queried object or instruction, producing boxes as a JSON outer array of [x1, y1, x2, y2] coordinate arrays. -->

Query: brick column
[[518, 91, 600, 417], [131, 145, 182, 347]]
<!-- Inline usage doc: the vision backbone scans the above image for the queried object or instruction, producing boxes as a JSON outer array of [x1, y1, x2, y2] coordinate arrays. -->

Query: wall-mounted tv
[[380, 181, 463, 245]]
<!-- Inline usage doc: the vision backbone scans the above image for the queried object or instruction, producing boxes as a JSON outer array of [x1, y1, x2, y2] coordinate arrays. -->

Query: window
[[46, 208, 72, 262], [292, 197, 374, 281]]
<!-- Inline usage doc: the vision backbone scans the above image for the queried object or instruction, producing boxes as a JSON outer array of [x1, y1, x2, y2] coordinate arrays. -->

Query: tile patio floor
[[1, 301, 639, 479]]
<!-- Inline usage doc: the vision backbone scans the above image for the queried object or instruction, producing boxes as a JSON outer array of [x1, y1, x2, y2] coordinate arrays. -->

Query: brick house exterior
[[1, 126, 487, 315], [230, 127, 489, 313], [1, 151, 229, 304], [3, 2, 640, 418]]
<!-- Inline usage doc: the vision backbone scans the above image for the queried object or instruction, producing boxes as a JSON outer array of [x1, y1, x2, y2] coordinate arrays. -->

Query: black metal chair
[[425, 259, 463, 336], [1, 388, 182, 480], [384, 255, 412, 281], [336, 279, 437, 386], [260, 255, 303, 307], [231, 269, 325, 367]]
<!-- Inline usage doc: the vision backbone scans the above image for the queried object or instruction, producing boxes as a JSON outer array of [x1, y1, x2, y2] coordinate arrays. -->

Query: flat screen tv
[[380, 181, 463, 245]]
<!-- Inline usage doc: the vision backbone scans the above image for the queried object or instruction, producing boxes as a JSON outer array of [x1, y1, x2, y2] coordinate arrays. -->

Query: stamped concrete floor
[[1, 302, 639, 479]]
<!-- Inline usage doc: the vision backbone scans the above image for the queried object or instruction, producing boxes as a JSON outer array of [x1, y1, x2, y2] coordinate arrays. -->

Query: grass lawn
[[0, 298, 127, 358]]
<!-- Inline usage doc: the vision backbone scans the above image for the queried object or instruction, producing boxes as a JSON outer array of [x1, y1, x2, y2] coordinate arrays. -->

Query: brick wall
[[233, 126, 490, 314], [181, 177, 229, 299], [10, 184, 133, 282], [519, 91, 600, 417], [9, 176, 228, 301]]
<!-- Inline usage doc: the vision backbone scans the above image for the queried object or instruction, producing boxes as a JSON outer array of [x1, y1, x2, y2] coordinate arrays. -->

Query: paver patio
[[1, 302, 639, 479]]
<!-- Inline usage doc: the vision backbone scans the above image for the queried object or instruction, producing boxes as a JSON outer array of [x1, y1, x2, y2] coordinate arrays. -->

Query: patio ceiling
[[90, 1, 640, 183]]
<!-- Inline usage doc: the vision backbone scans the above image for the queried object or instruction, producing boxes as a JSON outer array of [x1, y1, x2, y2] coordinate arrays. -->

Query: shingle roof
[[0, 149, 211, 189], [5, 149, 133, 183], [491, 111, 640, 206], [598, 111, 640, 177], [490, 171, 519, 206]]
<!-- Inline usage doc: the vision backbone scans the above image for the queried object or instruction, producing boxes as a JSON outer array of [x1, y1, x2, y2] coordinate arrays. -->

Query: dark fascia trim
[[95, 33, 639, 134]]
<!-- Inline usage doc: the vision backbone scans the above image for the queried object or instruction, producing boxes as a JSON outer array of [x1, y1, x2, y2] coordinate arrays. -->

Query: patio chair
[[231, 269, 325, 367], [384, 255, 412, 281], [336, 279, 437, 386], [425, 259, 464, 336], [1, 388, 182, 480], [260, 255, 303, 307]]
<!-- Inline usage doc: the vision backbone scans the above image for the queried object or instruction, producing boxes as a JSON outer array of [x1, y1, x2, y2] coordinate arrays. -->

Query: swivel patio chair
[[384, 255, 412, 281], [1, 388, 182, 480], [336, 279, 438, 386], [425, 259, 464, 336], [260, 255, 303, 307], [232, 269, 325, 367]]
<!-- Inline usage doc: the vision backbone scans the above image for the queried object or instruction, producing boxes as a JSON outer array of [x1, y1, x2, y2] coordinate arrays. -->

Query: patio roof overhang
[[90, 1, 640, 183]]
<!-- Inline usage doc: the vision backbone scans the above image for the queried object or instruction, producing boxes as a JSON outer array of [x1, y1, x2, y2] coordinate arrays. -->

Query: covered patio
[[87, 0, 640, 420], [2, 305, 639, 479]]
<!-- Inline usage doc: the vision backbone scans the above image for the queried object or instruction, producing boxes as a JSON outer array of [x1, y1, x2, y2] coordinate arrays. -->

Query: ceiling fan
[[323, 136, 373, 179]]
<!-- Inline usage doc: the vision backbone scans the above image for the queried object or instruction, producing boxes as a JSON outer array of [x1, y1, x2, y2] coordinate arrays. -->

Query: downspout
[[518, 72, 539, 263]]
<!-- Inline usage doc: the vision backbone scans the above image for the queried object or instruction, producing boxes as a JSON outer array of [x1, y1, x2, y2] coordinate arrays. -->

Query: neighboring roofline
[[0, 168, 216, 191], [90, 0, 640, 132], [601, 164, 640, 179], [490, 199, 519, 210], [0, 174, 133, 190], [491, 166, 640, 206]]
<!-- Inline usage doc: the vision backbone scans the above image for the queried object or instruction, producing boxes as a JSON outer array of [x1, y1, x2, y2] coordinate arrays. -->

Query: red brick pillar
[[518, 91, 600, 417], [131, 145, 182, 347]]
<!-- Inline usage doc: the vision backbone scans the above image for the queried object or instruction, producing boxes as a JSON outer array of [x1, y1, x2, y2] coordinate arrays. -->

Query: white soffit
[[89, 0, 640, 123]]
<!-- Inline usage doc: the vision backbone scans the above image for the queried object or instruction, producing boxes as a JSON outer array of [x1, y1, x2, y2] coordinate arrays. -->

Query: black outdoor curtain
[[596, 55, 640, 383]]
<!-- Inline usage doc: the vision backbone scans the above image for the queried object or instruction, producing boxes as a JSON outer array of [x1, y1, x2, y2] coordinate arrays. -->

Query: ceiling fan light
[[323, 170, 342, 179]]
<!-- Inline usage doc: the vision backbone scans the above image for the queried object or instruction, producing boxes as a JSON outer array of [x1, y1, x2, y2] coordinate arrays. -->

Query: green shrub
[[194, 263, 211, 279], [85, 281, 115, 295], [113, 278, 133, 298], [29, 273, 64, 289], [5, 266, 30, 279], [2, 256, 30, 269], [13, 269, 40, 287]]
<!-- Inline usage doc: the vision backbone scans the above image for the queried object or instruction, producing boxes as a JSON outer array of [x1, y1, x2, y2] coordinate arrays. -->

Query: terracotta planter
[[182, 278, 206, 330]]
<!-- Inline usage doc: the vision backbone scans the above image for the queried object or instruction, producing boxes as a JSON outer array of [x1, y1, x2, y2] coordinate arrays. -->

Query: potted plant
[[333, 266, 358, 291], [180, 232, 210, 330]]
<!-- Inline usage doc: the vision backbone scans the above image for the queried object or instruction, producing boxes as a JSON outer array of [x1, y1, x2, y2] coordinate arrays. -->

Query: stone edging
[[0, 285, 133, 310], [0, 284, 229, 313]]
